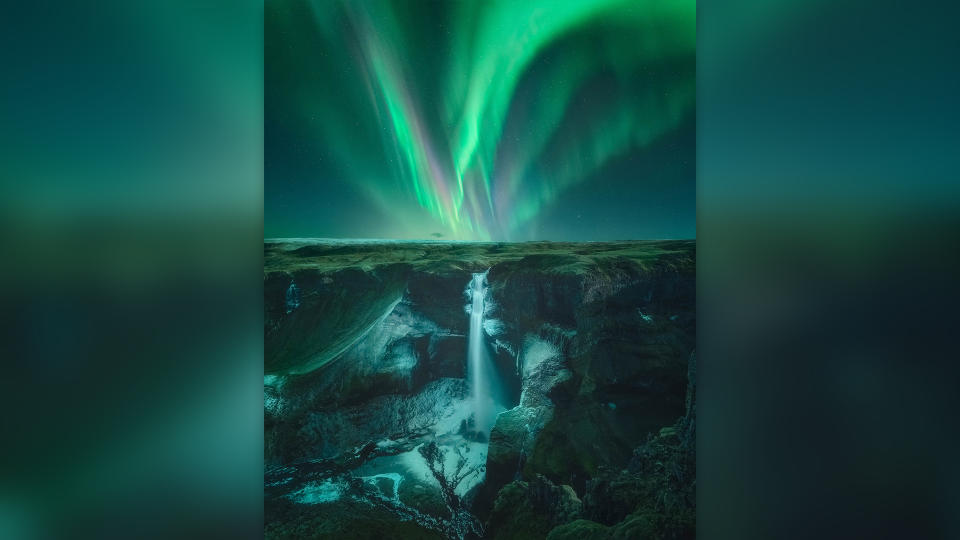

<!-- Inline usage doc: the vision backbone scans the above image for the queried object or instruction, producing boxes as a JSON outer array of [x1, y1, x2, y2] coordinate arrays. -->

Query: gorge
[[264, 240, 695, 539]]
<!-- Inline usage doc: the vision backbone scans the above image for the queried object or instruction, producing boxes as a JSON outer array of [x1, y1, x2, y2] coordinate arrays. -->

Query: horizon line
[[264, 237, 696, 243]]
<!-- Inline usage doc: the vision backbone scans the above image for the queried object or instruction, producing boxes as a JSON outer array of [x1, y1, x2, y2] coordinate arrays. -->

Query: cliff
[[264, 239, 694, 539]]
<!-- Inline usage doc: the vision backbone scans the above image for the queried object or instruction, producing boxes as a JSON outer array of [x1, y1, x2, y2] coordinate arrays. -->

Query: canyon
[[264, 239, 695, 539]]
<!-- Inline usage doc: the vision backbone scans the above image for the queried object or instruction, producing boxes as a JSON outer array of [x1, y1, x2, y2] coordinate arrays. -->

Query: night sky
[[266, 0, 695, 241]]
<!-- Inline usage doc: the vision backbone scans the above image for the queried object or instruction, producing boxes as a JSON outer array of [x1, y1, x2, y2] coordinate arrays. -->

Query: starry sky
[[266, 0, 695, 241]]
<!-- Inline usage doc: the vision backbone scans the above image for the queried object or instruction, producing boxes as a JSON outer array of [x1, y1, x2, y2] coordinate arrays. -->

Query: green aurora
[[266, 0, 695, 240]]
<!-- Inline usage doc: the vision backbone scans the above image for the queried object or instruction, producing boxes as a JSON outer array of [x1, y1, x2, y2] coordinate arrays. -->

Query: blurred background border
[[1, 0, 957, 538]]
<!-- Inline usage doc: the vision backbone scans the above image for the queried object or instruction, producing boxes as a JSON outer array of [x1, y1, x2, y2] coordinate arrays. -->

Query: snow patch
[[285, 281, 300, 314], [483, 318, 505, 337], [361, 472, 404, 501], [288, 479, 346, 504], [520, 336, 561, 378]]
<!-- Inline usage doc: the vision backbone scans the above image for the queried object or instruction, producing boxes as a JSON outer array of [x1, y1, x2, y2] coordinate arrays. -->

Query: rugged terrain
[[264, 240, 695, 539]]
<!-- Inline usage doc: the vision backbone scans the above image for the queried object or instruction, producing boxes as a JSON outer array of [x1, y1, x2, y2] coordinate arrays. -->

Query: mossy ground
[[265, 240, 694, 276], [265, 497, 444, 540]]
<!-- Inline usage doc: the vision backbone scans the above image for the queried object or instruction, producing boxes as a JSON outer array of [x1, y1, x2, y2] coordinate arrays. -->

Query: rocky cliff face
[[264, 240, 694, 539]]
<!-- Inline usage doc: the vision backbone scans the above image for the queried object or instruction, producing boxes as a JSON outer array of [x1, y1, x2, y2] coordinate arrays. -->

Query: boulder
[[485, 475, 583, 539]]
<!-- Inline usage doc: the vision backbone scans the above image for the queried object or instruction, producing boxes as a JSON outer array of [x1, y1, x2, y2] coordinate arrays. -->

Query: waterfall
[[467, 271, 495, 433]]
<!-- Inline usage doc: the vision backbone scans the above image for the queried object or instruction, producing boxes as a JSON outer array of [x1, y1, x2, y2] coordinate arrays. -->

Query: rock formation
[[264, 240, 695, 539]]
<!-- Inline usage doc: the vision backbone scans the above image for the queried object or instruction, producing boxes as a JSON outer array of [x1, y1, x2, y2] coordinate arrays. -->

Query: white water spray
[[467, 271, 496, 433]]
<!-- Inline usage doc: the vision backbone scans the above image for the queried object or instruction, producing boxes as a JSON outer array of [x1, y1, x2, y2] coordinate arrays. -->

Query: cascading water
[[466, 271, 496, 434]]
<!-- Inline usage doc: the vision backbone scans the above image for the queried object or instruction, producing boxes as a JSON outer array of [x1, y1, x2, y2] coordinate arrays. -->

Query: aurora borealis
[[266, 0, 695, 241]]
